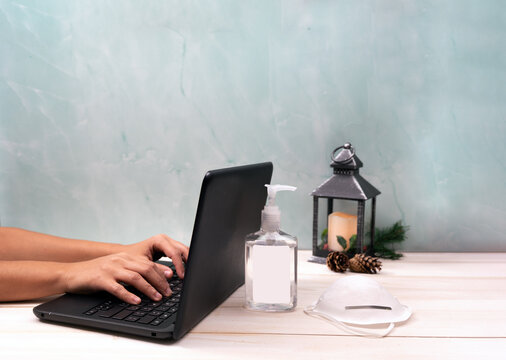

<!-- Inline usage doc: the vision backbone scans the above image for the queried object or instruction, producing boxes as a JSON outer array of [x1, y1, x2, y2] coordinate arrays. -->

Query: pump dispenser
[[245, 184, 298, 312], [261, 185, 296, 232]]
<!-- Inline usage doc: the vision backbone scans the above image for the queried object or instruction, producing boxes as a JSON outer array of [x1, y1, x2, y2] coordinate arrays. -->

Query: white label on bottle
[[252, 245, 290, 304]]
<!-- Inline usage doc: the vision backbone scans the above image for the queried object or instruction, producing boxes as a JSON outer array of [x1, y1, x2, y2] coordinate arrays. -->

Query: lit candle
[[327, 212, 357, 252]]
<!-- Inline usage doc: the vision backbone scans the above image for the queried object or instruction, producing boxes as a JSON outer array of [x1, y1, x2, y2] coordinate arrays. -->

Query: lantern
[[310, 143, 381, 263]]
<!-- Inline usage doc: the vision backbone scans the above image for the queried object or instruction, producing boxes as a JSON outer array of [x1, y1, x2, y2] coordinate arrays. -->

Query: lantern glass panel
[[315, 199, 329, 252], [316, 199, 376, 255]]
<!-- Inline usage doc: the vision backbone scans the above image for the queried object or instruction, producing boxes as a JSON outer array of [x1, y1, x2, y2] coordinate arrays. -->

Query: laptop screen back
[[173, 162, 273, 339]]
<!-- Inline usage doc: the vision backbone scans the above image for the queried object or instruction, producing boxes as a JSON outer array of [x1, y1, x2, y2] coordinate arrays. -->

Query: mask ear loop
[[304, 306, 395, 338]]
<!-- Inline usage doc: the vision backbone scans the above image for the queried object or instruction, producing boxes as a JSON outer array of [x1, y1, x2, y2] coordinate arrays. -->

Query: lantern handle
[[331, 143, 355, 164]]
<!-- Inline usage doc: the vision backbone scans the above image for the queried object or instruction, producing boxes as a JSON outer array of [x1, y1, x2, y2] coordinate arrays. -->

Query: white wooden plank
[[200, 252, 506, 338], [299, 251, 506, 278], [1, 332, 505, 360], [0, 251, 505, 360]]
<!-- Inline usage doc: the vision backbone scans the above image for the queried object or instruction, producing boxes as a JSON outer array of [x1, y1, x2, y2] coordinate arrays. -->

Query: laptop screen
[[173, 162, 273, 339]]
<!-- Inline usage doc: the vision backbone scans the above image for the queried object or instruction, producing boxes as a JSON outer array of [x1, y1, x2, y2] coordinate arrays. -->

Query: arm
[[0, 260, 68, 302], [0, 254, 172, 303], [0, 227, 124, 262], [0, 228, 188, 277], [0, 230, 189, 304]]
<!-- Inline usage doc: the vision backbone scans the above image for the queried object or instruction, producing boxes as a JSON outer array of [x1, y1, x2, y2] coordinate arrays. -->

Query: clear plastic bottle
[[245, 185, 297, 312]]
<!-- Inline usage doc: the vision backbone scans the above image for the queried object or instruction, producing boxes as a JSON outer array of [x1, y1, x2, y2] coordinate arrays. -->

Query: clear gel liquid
[[245, 230, 297, 312]]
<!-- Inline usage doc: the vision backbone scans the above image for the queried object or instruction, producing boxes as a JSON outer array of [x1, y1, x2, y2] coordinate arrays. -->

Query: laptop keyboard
[[83, 270, 183, 327]]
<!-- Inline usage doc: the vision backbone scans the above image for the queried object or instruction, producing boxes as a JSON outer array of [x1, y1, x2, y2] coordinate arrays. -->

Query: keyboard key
[[159, 313, 170, 320], [98, 307, 123, 318], [138, 315, 157, 324], [150, 310, 163, 316], [112, 310, 133, 320], [125, 316, 140, 322], [150, 319, 163, 326], [126, 305, 140, 311], [133, 311, 147, 317], [84, 309, 97, 316]]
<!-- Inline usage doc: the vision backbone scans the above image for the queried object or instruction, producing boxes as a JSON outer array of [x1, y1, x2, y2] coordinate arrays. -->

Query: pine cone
[[349, 253, 382, 274], [326, 252, 349, 272]]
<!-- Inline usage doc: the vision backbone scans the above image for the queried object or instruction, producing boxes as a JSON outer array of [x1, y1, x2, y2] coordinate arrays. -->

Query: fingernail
[[132, 296, 141, 304], [164, 287, 172, 297], [164, 270, 172, 278], [154, 292, 162, 300]]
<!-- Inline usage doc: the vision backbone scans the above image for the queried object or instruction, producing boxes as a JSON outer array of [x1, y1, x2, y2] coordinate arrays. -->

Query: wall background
[[1, 0, 505, 251]]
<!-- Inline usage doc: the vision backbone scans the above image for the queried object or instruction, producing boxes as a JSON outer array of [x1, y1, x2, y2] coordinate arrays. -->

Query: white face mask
[[304, 275, 412, 337]]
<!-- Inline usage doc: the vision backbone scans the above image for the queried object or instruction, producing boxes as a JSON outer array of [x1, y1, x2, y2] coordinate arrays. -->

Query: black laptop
[[33, 162, 273, 340]]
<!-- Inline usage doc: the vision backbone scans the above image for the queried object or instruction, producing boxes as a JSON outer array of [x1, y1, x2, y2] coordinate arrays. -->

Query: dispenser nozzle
[[261, 184, 297, 232], [265, 184, 297, 206]]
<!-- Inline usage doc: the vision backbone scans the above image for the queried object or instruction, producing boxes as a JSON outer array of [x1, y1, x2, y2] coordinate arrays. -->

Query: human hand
[[122, 234, 189, 279], [62, 252, 174, 304]]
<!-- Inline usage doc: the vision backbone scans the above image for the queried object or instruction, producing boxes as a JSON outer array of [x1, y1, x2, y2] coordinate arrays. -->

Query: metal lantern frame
[[310, 143, 381, 262]]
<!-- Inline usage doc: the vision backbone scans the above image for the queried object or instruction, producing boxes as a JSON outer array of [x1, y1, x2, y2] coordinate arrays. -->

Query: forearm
[[0, 227, 125, 262], [0, 260, 69, 302], [0, 234, 188, 304]]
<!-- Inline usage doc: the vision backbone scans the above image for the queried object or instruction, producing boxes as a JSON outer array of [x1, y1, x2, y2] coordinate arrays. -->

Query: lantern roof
[[311, 142, 381, 200], [311, 173, 380, 200]]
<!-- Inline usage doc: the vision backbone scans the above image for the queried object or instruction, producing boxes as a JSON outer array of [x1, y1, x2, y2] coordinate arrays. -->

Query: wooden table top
[[1, 251, 505, 359]]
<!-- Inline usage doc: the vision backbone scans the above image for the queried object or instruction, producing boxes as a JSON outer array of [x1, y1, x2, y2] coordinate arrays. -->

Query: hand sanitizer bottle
[[245, 184, 297, 312]]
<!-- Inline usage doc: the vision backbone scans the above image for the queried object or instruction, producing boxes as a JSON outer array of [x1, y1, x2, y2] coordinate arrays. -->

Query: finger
[[179, 244, 189, 262], [154, 263, 174, 296], [170, 254, 186, 279], [118, 269, 164, 301], [160, 234, 189, 262], [105, 281, 141, 305], [155, 237, 187, 278], [172, 238, 189, 262], [156, 263, 173, 279], [128, 261, 172, 298], [159, 244, 185, 278]]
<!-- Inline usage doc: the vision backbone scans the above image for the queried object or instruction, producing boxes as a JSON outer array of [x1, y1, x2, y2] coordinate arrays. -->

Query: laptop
[[33, 162, 273, 340]]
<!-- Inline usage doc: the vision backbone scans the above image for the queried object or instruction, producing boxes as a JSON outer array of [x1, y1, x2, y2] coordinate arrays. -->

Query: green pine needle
[[373, 220, 408, 259]]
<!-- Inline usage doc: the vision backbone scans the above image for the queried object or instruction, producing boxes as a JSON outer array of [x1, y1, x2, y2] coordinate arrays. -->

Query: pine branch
[[373, 220, 408, 260], [375, 221, 408, 243]]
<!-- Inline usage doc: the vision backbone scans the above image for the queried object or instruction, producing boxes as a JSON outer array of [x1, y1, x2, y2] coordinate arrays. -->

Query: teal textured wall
[[1, 0, 505, 251]]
